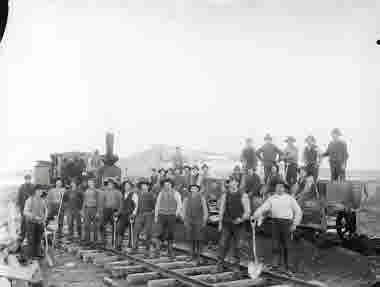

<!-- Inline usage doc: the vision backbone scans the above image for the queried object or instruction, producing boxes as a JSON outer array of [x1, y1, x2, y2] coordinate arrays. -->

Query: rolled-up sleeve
[[291, 197, 303, 226], [253, 198, 271, 220]]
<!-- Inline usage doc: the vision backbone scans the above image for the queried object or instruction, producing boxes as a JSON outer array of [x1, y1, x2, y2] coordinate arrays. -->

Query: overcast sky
[[1, 0, 379, 172]]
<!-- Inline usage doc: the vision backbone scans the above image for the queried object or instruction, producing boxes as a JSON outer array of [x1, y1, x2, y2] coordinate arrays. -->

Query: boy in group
[[153, 179, 183, 258], [132, 179, 155, 253], [282, 136, 299, 187], [99, 179, 123, 246], [256, 134, 283, 183], [253, 180, 302, 273], [183, 184, 208, 265], [46, 179, 66, 237], [82, 178, 101, 244], [240, 138, 258, 173], [23, 185, 48, 259], [217, 177, 250, 272], [322, 128, 349, 182]]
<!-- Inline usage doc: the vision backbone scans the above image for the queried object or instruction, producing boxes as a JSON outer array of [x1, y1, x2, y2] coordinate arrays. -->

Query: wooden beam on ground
[[155, 261, 197, 269], [146, 272, 236, 287], [110, 265, 146, 278], [126, 265, 219, 285], [212, 278, 267, 287], [93, 256, 120, 266], [103, 277, 119, 287], [144, 255, 188, 264]]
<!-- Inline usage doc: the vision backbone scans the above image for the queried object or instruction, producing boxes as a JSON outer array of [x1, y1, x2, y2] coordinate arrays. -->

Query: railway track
[[55, 231, 328, 287]]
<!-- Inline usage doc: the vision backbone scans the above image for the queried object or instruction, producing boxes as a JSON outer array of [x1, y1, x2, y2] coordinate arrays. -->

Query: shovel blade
[[248, 262, 263, 280]]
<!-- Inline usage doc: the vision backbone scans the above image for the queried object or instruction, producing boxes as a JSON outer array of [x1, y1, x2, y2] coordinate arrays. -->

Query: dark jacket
[[63, 188, 84, 211], [241, 147, 258, 170], [243, 173, 262, 197], [17, 183, 34, 214], [323, 140, 349, 164], [256, 143, 283, 166]]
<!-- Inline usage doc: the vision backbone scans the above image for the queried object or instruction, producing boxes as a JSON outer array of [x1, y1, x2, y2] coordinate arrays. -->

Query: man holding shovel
[[252, 180, 302, 274], [46, 180, 66, 238]]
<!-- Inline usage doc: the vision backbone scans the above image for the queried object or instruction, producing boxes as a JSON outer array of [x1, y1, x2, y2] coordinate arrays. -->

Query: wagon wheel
[[336, 210, 356, 242]]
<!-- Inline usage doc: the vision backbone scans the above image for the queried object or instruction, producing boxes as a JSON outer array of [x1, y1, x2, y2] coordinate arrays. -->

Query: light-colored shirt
[[24, 196, 47, 222], [283, 145, 299, 164], [155, 189, 182, 218], [218, 191, 251, 223], [253, 193, 302, 226]]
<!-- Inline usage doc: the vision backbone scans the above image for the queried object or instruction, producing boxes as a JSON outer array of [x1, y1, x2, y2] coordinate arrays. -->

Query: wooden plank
[[213, 278, 267, 287], [155, 261, 197, 269]]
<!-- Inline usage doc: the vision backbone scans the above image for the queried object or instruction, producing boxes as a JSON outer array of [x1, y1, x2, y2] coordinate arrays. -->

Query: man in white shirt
[[253, 180, 302, 272]]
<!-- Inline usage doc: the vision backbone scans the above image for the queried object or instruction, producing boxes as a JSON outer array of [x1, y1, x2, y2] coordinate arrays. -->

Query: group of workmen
[[15, 128, 349, 274]]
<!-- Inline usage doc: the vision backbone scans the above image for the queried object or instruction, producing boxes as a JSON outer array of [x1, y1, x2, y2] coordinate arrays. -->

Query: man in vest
[[115, 182, 138, 250], [46, 179, 66, 236], [322, 128, 349, 182], [99, 179, 123, 245], [240, 138, 258, 173], [282, 136, 299, 186], [82, 178, 101, 243], [302, 135, 321, 182], [153, 179, 183, 258], [200, 164, 211, 196], [172, 146, 185, 170], [217, 177, 250, 272], [173, 167, 186, 194], [16, 174, 34, 245], [132, 180, 155, 253], [183, 166, 192, 189], [256, 134, 283, 183]]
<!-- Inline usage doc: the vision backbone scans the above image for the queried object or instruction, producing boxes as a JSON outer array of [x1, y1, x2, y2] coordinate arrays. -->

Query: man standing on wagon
[[322, 128, 349, 182], [256, 134, 283, 183], [241, 138, 258, 173], [302, 135, 321, 182], [282, 136, 299, 186]]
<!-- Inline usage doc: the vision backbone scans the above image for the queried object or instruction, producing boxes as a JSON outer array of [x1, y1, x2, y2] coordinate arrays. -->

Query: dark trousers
[[47, 203, 64, 234], [330, 163, 345, 181], [67, 209, 82, 238], [133, 212, 154, 248], [83, 207, 98, 242], [154, 214, 176, 242], [306, 164, 319, 183], [116, 215, 132, 249], [285, 163, 298, 186], [271, 218, 292, 269], [19, 215, 27, 243], [218, 223, 244, 262], [264, 165, 273, 183], [100, 208, 117, 243], [26, 221, 43, 258]]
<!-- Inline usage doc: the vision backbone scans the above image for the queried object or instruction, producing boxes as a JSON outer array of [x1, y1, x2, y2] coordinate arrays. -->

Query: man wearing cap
[[302, 136, 321, 182], [256, 134, 283, 183], [64, 179, 84, 239], [253, 180, 302, 273], [82, 178, 101, 243], [190, 166, 201, 186], [99, 179, 123, 245], [322, 128, 349, 182], [16, 174, 34, 244], [282, 136, 299, 186], [240, 138, 258, 172], [183, 166, 192, 189], [150, 168, 159, 186], [173, 167, 186, 195], [46, 179, 66, 236], [200, 164, 211, 196], [217, 177, 250, 272], [153, 179, 183, 258], [115, 181, 138, 250], [132, 180, 155, 252]]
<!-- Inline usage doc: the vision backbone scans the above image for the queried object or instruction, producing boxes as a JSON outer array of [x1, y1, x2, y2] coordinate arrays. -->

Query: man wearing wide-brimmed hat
[[256, 134, 283, 183], [302, 135, 321, 182], [132, 179, 155, 253], [322, 128, 349, 182], [282, 136, 299, 186]]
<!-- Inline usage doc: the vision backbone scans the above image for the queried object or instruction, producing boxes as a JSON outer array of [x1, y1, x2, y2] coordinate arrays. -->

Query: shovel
[[112, 215, 118, 249], [129, 217, 135, 249], [248, 219, 263, 280]]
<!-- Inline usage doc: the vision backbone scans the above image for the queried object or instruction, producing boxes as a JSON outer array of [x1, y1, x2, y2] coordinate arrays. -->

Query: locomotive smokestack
[[106, 132, 114, 157]]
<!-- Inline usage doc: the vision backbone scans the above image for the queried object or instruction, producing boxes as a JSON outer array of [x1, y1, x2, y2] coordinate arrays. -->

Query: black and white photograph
[[0, 0, 380, 286]]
